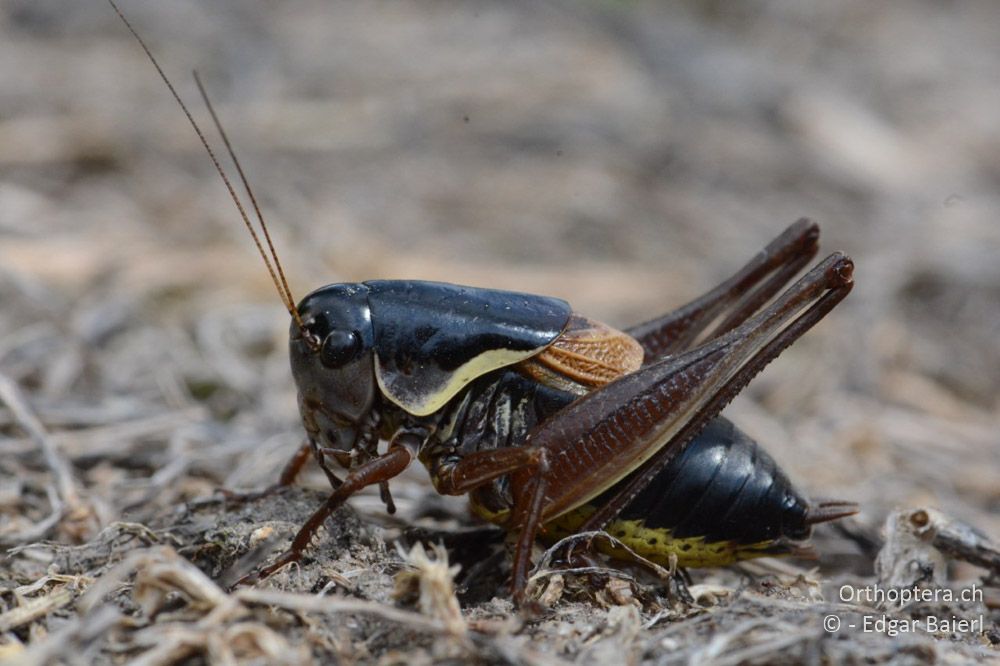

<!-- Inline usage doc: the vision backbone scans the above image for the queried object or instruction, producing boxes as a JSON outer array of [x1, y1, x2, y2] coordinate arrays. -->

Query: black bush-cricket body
[[106, 0, 855, 603], [288, 267, 855, 574]]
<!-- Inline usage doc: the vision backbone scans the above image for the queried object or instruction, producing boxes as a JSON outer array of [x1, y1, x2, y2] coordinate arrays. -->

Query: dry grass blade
[[692, 621, 821, 666], [0, 586, 74, 633], [393, 541, 467, 637], [0, 372, 91, 544], [0, 373, 79, 508], [12, 605, 122, 666], [531, 530, 674, 582], [235, 588, 452, 636], [77, 546, 233, 616]]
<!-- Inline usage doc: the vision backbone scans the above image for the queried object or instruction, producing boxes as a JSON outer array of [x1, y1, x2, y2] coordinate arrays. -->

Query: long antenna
[[106, 0, 303, 329], [192, 71, 298, 323]]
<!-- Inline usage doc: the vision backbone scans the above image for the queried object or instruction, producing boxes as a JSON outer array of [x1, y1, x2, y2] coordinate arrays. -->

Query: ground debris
[[393, 542, 467, 639], [3, 1, 1000, 663]]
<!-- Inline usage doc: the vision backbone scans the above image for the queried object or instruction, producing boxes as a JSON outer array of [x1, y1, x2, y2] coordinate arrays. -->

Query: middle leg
[[431, 447, 551, 606]]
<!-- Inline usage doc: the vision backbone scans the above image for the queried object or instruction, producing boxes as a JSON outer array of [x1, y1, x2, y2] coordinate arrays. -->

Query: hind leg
[[628, 219, 820, 358], [503, 254, 854, 602]]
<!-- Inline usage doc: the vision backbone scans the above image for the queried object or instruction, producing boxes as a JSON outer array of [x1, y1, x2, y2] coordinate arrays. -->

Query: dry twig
[[0, 372, 92, 545]]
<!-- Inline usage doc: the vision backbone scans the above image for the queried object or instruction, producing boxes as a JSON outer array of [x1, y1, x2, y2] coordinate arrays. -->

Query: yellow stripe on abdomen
[[542, 505, 779, 568]]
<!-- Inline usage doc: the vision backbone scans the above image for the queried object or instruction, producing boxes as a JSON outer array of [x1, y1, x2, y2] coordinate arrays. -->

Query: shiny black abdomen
[[608, 417, 811, 544]]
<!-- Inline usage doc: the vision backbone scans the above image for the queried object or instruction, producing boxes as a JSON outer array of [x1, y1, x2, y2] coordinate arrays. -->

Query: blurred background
[[1, 0, 998, 565]]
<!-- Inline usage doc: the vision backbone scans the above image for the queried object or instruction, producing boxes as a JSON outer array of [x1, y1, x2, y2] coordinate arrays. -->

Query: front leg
[[278, 438, 314, 486], [236, 435, 418, 586]]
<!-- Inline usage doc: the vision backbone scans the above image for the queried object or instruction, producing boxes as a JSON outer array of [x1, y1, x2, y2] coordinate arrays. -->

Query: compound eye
[[320, 329, 362, 368]]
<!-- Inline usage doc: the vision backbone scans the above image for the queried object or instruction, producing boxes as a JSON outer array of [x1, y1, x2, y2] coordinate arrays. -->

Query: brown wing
[[516, 314, 644, 394]]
